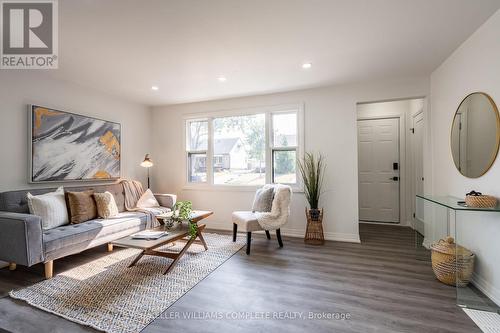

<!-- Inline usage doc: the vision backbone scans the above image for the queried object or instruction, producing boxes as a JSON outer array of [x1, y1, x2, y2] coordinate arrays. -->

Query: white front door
[[358, 118, 400, 223]]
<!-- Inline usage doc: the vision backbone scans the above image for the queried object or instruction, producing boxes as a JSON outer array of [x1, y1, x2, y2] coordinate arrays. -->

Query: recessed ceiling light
[[218, 76, 227, 82], [302, 62, 312, 69], [151, 86, 159, 91]]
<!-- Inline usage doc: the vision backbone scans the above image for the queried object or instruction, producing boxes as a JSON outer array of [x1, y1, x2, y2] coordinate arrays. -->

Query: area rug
[[10, 233, 245, 333]]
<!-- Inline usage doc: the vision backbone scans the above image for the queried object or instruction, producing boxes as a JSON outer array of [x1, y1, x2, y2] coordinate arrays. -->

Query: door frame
[[357, 115, 404, 224], [410, 109, 424, 229]]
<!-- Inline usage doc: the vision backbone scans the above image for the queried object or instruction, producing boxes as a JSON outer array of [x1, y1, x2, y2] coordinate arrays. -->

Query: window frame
[[183, 104, 304, 191], [186, 119, 209, 183], [270, 111, 299, 185]]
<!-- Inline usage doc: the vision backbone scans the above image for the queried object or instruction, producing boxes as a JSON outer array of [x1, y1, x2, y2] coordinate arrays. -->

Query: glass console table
[[415, 194, 500, 314]]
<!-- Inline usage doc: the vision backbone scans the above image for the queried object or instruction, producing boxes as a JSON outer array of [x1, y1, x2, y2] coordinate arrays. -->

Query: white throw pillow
[[27, 186, 69, 230], [93, 191, 119, 218], [136, 189, 160, 208], [252, 186, 274, 212]]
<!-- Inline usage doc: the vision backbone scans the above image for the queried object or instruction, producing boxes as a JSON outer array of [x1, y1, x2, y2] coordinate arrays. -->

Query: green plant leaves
[[298, 152, 326, 209], [172, 201, 197, 238]]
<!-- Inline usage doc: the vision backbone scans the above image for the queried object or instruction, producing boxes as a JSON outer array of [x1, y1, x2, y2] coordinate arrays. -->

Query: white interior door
[[358, 118, 400, 223]]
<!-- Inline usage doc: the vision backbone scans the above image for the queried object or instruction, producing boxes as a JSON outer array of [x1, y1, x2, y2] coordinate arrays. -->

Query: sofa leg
[[8, 263, 16, 271], [246, 232, 252, 255], [44, 261, 53, 279], [107, 243, 114, 252], [233, 223, 237, 242], [265, 230, 271, 240], [276, 229, 283, 248]]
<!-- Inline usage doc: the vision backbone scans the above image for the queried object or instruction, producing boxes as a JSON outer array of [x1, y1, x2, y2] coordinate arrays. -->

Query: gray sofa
[[0, 183, 176, 279]]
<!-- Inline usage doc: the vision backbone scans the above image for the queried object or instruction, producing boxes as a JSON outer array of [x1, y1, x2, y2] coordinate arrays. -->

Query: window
[[185, 105, 302, 187], [186, 120, 208, 182], [271, 113, 298, 184], [213, 114, 265, 185]]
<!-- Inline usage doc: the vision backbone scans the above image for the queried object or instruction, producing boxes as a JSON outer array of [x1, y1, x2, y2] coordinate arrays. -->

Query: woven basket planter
[[430, 237, 475, 287], [465, 194, 497, 208], [304, 208, 324, 245]]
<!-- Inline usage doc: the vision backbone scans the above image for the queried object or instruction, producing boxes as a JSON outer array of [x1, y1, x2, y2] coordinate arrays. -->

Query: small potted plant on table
[[298, 152, 326, 245], [169, 201, 197, 238]]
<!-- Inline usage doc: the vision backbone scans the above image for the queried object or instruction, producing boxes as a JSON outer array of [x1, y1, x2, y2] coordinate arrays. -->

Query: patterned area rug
[[10, 233, 245, 333]]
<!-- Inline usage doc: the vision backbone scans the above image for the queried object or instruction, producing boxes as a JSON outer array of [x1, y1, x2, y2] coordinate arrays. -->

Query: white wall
[[0, 71, 152, 192], [357, 98, 425, 227], [430, 9, 500, 305], [151, 77, 429, 243]]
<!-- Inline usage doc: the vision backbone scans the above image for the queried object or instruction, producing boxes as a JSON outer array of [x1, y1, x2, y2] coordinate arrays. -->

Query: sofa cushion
[[0, 183, 126, 214], [94, 191, 119, 218], [66, 190, 97, 224], [27, 186, 69, 230], [136, 189, 160, 208], [43, 211, 147, 253]]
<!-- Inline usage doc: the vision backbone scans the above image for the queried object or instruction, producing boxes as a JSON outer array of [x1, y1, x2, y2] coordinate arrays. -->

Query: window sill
[[182, 184, 304, 193]]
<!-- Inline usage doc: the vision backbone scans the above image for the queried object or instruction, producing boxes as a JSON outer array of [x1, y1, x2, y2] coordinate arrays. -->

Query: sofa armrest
[[0, 211, 44, 266], [154, 193, 177, 209]]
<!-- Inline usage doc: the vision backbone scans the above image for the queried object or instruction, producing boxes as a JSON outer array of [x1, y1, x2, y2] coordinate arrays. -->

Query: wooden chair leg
[[265, 230, 271, 240], [233, 223, 238, 242], [8, 263, 16, 271], [44, 260, 53, 279], [276, 229, 283, 248], [246, 232, 252, 255], [107, 243, 114, 252]]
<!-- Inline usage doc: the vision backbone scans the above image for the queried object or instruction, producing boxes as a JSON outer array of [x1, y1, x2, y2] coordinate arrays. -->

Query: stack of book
[[131, 231, 168, 240]]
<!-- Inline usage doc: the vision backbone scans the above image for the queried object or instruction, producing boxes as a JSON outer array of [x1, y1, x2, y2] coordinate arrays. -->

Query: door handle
[[390, 176, 399, 181]]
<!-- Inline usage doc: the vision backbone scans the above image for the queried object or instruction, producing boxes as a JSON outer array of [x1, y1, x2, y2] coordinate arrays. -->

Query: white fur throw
[[255, 184, 292, 230]]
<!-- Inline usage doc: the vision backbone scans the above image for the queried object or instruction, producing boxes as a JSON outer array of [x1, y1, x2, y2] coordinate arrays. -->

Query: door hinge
[[410, 128, 415, 134], [413, 212, 415, 218]]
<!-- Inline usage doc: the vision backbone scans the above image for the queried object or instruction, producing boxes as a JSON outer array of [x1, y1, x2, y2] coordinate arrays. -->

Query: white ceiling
[[47, 0, 500, 106]]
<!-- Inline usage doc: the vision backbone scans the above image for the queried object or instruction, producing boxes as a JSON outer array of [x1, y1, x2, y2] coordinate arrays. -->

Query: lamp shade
[[140, 154, 153, 168]]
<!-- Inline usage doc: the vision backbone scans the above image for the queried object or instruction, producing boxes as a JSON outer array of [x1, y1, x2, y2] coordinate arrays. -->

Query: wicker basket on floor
[[430, 237, 475, 287], [304, 208, 324, 245]]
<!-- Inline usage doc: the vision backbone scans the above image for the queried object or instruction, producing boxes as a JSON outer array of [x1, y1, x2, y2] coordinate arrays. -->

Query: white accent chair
[[232, 185, 292, 255]]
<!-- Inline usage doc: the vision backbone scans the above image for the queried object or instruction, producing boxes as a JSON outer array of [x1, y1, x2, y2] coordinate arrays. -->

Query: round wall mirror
[[451, 92, 500, 178]]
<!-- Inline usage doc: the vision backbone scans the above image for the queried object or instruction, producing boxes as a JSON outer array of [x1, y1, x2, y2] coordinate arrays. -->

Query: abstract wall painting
[[29, 105, 121, 182]]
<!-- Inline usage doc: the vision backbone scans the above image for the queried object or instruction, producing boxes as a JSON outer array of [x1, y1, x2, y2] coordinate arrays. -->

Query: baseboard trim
[[208, 222, 361, 243], [471, 272, 500, 307]]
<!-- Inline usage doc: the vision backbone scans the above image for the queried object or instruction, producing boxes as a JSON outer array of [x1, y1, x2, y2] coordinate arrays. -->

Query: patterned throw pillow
[[136, 189, 160, 208], [93, 191, 119, 218], [252, 186, 274, 212], [27, 186, 69, 230], [66, 190, 97, 224]]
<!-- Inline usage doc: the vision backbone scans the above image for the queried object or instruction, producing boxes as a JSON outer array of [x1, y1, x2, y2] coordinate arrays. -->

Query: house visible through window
[[185, 106, 301, 187], [213, 114, 266, 185]]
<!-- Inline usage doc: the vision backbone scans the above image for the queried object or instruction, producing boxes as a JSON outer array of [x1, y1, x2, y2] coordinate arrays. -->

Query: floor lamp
[[140, 154, 153, 189]]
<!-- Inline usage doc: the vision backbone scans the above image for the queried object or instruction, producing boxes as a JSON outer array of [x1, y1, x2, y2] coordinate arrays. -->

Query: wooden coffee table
[[112, 210, 213, 274]]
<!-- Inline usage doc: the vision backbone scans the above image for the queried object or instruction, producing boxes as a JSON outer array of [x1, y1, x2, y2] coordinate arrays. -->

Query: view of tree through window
[[187, 120, 208, 182], [213, 114, 265, 185], [272, 113, 297, 183], [186, 108, 299, 186], [188, 121, 208, 151]]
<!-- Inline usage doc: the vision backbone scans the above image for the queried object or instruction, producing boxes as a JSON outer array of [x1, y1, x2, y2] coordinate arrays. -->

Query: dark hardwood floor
[[0, 223, 480, 333]]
